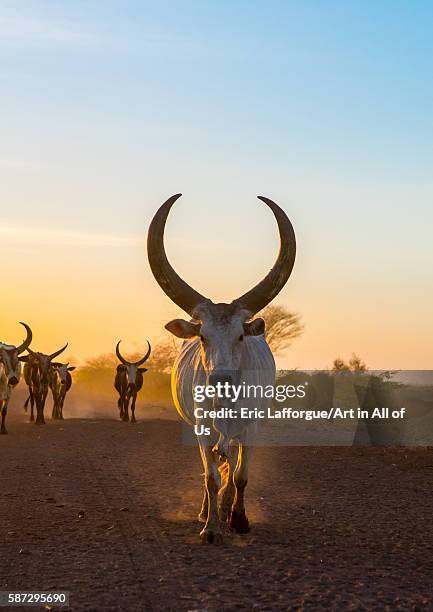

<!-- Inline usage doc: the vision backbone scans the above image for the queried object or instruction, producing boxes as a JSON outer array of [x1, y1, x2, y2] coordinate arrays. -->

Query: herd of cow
[[0, 324, 70, 434], [1, 194, 296, 543], [0, 323, 153, 434]]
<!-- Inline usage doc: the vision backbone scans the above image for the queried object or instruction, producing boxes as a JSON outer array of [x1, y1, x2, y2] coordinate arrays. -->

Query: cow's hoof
[[30, 417, 34, 422], [200, 528, 223, 544], [130, 419, 136, 424], [229, 509, 250, 534], [0, 429, 8, 435]]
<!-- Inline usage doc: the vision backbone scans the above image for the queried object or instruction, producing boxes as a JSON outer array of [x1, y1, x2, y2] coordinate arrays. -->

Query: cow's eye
[[239, 334, 244, 342]]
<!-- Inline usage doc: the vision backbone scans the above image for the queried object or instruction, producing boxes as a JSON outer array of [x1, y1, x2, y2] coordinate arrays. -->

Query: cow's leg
[[130, 392, 137, 423], [57, 392, 63, 420], [119, 394, 123, 420], [198, 486, 208, 523], [28, 390, 35, 422], [198, 443, 209, 522], [52, 399, 57, 419], [0, 400, 7, 435], [41, 390, 47, 424], [36, 390, 47, 424], [229, 444, 250, 534], [219, 444, 239, 522], [35, 393, 42, 424], [30, 393, 34, 421], [122, 392, 130, 422], [198, 440, 222, 544], [59, 397, 64, 420], [198, 446, 209, 523]]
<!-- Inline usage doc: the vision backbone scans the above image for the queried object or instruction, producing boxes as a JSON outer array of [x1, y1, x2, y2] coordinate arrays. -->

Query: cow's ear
[[19, 355, 29, 362], [67, 366, 76, 371], [116, 364, 126, 371], [243, 317, 265, 336], [138, 367, 147, 373], [165, 319, 201, 338]]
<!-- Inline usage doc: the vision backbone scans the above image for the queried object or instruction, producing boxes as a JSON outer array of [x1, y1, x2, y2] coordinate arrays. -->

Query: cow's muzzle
[[8, 376, 18, 386]]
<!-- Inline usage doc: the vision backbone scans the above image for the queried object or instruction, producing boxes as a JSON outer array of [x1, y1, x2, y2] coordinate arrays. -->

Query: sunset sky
[[1, 1, 433, 369]]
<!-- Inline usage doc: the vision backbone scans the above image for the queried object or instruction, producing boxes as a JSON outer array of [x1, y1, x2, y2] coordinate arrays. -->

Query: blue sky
[[1, 1, 432, 367]]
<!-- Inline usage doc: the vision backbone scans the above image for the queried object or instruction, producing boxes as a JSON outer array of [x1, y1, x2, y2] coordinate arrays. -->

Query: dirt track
[[1, 408, 433, 611]]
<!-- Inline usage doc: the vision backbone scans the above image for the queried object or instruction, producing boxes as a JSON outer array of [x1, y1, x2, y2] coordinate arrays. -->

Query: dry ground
[[1, 403, 433, 611]]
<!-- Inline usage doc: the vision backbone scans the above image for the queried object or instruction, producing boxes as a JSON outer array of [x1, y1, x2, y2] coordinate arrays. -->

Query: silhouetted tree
[[332, 353, 367, 374], [148, 338, 179, 374], [258, 304, 303, 356], [332, 357, 351, 373]]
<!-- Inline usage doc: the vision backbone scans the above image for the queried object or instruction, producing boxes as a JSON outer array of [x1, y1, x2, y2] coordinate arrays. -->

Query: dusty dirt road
[[1, 407, 433, 611]]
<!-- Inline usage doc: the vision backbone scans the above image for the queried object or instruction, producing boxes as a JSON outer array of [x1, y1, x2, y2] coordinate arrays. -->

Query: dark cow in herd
[[22, 344, 68, 424], [49, 362, 76, 420], [114, 340, 151, 422]]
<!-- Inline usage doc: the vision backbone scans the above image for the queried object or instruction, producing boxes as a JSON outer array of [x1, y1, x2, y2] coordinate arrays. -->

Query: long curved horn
[[134, 341, 151, 366], [147, 194, 207, 316], [234, 196, 296, 315], [116, 341, 130, 366], [49, 343, 68, 360], [16, 322, 33, 354]]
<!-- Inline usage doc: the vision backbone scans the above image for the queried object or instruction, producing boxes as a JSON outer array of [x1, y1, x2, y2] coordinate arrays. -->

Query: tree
[[148, 338, 179, 374], [258, 304, 304, 356], [332, 357, 350, 373], [332, 353, 367, 374], [74, 352, 117, 395], [348, 354, 367, 373]]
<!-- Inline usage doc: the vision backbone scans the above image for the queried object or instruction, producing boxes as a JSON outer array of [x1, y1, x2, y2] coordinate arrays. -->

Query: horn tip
[[165, 193, 182, 202], [166, 193, 182, 205], [257, 195, 273, 205]]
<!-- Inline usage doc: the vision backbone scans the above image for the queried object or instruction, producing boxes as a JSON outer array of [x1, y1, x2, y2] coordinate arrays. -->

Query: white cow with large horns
[[147, 194, 296, 543]]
